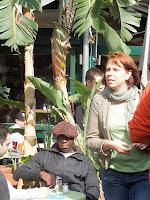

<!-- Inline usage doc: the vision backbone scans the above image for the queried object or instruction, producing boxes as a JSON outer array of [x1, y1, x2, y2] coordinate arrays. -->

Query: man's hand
[[39, 171, 56, 187]]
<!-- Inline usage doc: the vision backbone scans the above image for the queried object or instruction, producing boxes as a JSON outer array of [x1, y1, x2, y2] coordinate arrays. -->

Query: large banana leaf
[[104, 22, 131, 54], [73, 0, 107, 37], [70, 79, 92, 111], [0, 0, 38, 51], [70, 78, 91, 96], [27, 76, 67, 114], [110, 0, 141, 42], [73, 0, 142, 53]]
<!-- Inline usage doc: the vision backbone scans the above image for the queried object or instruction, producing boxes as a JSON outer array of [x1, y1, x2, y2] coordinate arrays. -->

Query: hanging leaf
[[70, 78, 91, 97], [110, 0, 141, 42], [27, 76, 67, 113], [73, 0, 142, 53], [104, 22, 131, 54], [70, 78, 92, 111], [0, 0, 38, 52], [74, 0, 109, 36], [15, 0, 42, 12]]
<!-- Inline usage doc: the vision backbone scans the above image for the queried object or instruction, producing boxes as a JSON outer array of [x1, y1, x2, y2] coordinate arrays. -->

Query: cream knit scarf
[[105, 86, 139, 122]]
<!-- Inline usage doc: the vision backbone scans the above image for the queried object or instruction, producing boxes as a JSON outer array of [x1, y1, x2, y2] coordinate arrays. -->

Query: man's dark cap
[[52, 121, 78, 138]]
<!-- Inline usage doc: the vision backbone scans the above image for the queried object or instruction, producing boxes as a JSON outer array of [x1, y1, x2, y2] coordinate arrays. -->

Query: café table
[[34, 189, 86, 200]]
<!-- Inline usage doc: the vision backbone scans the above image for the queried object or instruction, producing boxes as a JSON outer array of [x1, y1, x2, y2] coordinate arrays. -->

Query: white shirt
[[7, 181, 48, 200]]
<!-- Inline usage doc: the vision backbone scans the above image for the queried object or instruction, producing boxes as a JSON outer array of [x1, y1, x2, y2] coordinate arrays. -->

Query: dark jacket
[[74, 101, 84, 129], [0, 171, 10, 200], [13, 144, 99, 200]]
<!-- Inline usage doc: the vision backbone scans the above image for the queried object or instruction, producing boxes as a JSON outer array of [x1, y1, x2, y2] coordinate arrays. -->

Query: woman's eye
[[106, 68, 110, 72], [114, 68, 119, 71]]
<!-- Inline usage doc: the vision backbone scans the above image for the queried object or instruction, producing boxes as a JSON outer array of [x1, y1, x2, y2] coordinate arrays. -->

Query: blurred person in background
[[74, 67, 104, 129]]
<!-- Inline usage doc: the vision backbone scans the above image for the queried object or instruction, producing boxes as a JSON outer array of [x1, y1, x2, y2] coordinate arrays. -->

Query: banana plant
[[28, 75, 85, 152], [73, 0, 142, 54], [28, 75, 101, 168], [0, 0, 41, 156], [51, 0, 75, 126]]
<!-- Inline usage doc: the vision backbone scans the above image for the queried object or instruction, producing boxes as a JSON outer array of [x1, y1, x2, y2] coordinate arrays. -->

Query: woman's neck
[[112, 84, 128, 92]]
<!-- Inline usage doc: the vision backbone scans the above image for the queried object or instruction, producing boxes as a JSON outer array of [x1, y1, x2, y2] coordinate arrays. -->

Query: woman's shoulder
[[93, 88, 108, 102]]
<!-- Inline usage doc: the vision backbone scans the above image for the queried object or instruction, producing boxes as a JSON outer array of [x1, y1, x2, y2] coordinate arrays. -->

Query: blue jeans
[[101, 169, 150, 200]]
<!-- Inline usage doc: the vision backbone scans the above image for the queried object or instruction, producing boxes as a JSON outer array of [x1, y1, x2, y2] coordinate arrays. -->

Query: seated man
[[0, 123, 48, 200], [13, 121, 100, 200]]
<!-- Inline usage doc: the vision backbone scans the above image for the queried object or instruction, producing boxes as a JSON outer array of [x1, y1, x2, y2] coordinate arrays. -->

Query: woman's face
[[0, 134, 11, 158], [105, 60, 132, 92]]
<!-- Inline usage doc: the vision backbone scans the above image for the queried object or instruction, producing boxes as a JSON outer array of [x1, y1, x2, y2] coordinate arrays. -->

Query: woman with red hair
[[87, 52, 150, 200]]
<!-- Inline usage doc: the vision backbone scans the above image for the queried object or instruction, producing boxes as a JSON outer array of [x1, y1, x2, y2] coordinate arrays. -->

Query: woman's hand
[[39, 171, 56, 187], [103, 140, 131, 154]]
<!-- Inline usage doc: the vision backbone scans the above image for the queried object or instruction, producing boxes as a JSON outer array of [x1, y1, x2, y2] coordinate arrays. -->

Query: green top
[[108, 104, 150, 173]]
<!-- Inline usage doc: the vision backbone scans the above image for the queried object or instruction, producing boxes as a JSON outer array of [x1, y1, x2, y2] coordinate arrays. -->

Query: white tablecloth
[[34, 189, 86, 200]]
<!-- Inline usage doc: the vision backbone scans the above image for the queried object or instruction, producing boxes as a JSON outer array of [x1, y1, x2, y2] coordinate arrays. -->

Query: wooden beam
[[35, 9, 58, 28]]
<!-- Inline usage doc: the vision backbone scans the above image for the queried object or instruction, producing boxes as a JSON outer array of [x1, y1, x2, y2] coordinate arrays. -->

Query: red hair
[[104, 52, 140, 87]]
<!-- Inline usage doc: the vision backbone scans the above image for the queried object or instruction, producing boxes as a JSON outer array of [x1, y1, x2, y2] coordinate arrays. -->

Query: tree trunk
[[51, 0, 75, 125], [23, 44, 37, 156]]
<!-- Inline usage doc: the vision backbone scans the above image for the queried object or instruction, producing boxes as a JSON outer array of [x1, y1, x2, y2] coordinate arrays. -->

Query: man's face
[[0, 134, 11, 157], [56, 135, 74, 153], [86, 75, 104, 88]]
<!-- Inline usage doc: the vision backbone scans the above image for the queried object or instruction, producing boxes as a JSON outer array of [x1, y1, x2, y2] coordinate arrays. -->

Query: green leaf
[[70, 79, 92, 111], [27, 76, 67, 113], [20, 155, 32, 164], [91, 15, 105, 34], [74, 0, 142, 52], [0, 1, 38, 52], [74, 0, 113, 37], [70, 79, 91, 97], [69, 93, 81, 103], [111, 0, 141, 42], [73, 0, 96, 36], [117, 0, 137, 7], [15, 0, 42, 12], [104, 22, 131, 54], [0, 98, 24, 110]]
